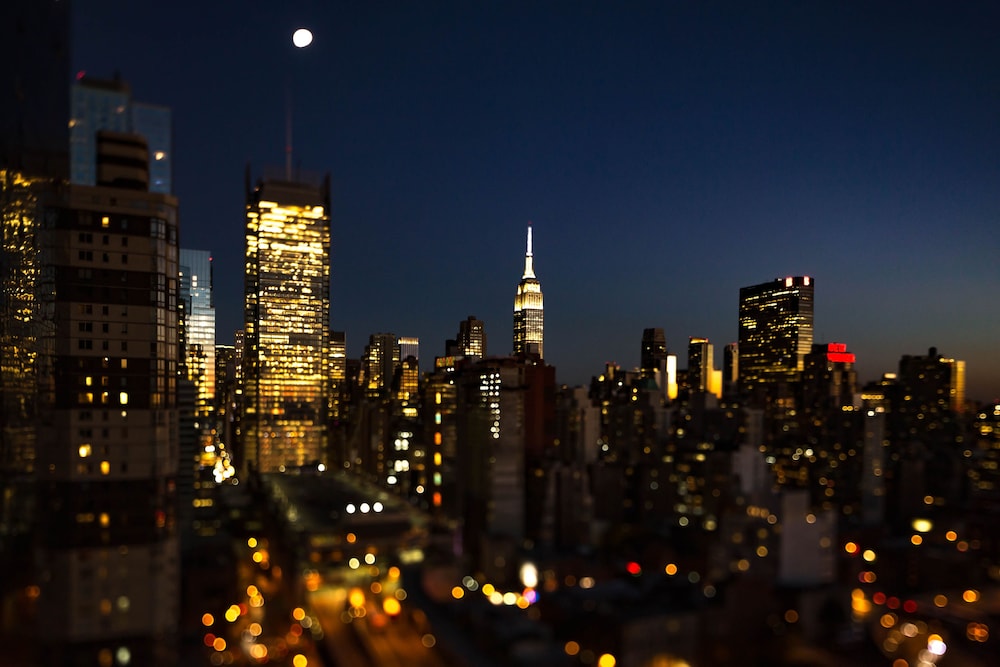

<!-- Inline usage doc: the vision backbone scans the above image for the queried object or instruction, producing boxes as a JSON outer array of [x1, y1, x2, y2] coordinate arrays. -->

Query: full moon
[[292, 28, 313, 48]]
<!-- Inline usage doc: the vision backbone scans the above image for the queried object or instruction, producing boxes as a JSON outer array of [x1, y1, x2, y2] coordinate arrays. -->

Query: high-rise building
[[179, 249, 215, 422], [640, 328, 667, 379], [892, 347, 966, 443], [243, 171, 330, 472], [363, 332, 399, 397], [723, 342, 739, 399], [34, 133, 180, 665], [70, 75, 172, 194], [397, 336, 419, 364], [738, 276, 814, 405], [687, 337, 714, 394], [513, 224, 543, 358], [457, 315, 486, 358]]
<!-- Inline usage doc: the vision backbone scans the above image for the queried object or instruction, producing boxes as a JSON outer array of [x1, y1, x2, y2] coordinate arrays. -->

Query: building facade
[[513, 224, 543, 358], [70, 76, 172, 194], [243, 172, 330, 472], [738, 276, 814, 406], [34, 135, 181, 665]]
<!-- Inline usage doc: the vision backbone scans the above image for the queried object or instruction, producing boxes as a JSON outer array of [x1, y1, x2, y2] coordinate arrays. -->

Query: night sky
[[74, 1, 1000, 400]]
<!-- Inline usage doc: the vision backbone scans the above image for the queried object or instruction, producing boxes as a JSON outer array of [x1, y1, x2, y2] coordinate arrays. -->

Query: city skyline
[[73, 2, 1000, 400]]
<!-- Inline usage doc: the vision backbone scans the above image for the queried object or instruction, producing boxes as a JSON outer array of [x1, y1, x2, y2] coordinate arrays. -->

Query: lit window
[[78, 444, 91, 458], [119, 392, 128, 405], [100, 460, 110, 475]]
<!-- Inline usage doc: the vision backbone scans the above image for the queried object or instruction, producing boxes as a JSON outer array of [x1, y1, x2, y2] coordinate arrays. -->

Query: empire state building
[[513, 224, 544, 358]]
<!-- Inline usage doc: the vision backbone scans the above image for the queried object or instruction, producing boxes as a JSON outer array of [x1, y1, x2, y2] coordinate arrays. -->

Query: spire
[[522, 222, 535, 279]]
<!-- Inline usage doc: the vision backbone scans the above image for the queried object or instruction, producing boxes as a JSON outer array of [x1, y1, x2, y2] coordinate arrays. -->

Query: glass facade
[[513, 225, 544, 358], [70, 78, 172, 194], [179, 249, 215, 420], [244, 176, 330, 472], [738, 276, 814, 400]]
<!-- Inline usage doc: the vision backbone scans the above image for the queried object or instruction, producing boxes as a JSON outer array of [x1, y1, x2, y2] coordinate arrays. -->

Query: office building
[[513, 224, 544, 358], [687, 337, 714, 394], [363, 332, 399, 397], [179, 249, 215, 423], [397, 335, 419, 364], [243, 170, 330, 472], [70, 75, 172, 194], [34, 132, 180, 665], [640, 327, 667, 379], [738, 276, 814, 405], [457, 315, 486, 358]]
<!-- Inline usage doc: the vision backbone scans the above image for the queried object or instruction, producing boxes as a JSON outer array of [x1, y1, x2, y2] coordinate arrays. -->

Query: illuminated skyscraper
[[243, 171, 330, 472], [179, 249, 215, 422], [513, 224, 543, 358], [640, 327, 667, 378], [687, 337, 714, 394], [457, 315, 486, 358], [363, 332, 399, 397], [738, 276, 814, 404]]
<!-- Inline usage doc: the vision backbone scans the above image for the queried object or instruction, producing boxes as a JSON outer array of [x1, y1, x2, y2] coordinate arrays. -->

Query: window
[[121, 254, 128, 265], [78, 339, 93, 350], [102, 235, 109, 245], [78, 322, 93, 332]]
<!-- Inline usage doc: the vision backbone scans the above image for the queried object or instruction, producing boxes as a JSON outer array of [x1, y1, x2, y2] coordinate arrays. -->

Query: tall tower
[[513, 224, 544, 358], [687, 337, 714, 394], [35, 133, 180, 665], [243, 170, 330, 472], [179, 249, 215, 423], [457, 315, 487, 358], [738, 276, 814, 405]]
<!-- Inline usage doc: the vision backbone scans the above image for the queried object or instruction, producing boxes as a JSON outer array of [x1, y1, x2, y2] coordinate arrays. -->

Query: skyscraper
[[34, 132, 180, 665], [243, 171, 330, 472], [70, 75, 172, 194], [179, 249, 215, 423], [687, 337, 714, 394], [640, 328, 667, 379], [457, 315, 486, 358], [513, 224, 543, 358], [738, 276, 814, 404]]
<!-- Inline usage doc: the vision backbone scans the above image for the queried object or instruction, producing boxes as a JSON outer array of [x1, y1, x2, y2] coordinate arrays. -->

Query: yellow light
[[756, 546, 768, 557], [249, 644, 268, 660], [292, 655, 308, 667], [212, 637, 226, 651], [963, 589, 980, 603], [346, 532, 356, 543], [252, 551, 263, 563], [911, 518, 933, 533], [784, 609, 799, 623], [910, 534, 923, 546], [597, 653, 617, 667], [100, 460, 110, 475], [383, 598, 401, 616], [665, 563, 678, 576], [862, 549, 876, 562], [292, 607, 306, 621], [482, 583, 495, 596], [79, 444, 91, 458], [564, 641, 580, 656], [248, 537, 258, 548], [224, 605, 240, 622], [99, 512, 109, 527], [880, 613, 897, 628], [247, 585, 259, 598], [349, 588, 365, 609], [388, 566, 400, 579], [451, 586, 465, 600], [945, 531, 957, 542], [201, 613, 214, 626], [844, 541, 858, 554], [249, 622, 262, 636], [934, 595, 947, 607]]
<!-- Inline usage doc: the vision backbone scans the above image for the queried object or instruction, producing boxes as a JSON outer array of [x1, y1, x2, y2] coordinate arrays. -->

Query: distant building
[[397, 336, 419, 364], [243, 170, 330, 472], [738, 276, 815, 409], [640, 327, 667, 379], [513, 224, 544, 358], [70, 75, 172, 194], [363, 332, 399, 396], [457, 315, 487, 358], [687, 337, 714, 394], [179, 249, 215, 422]]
